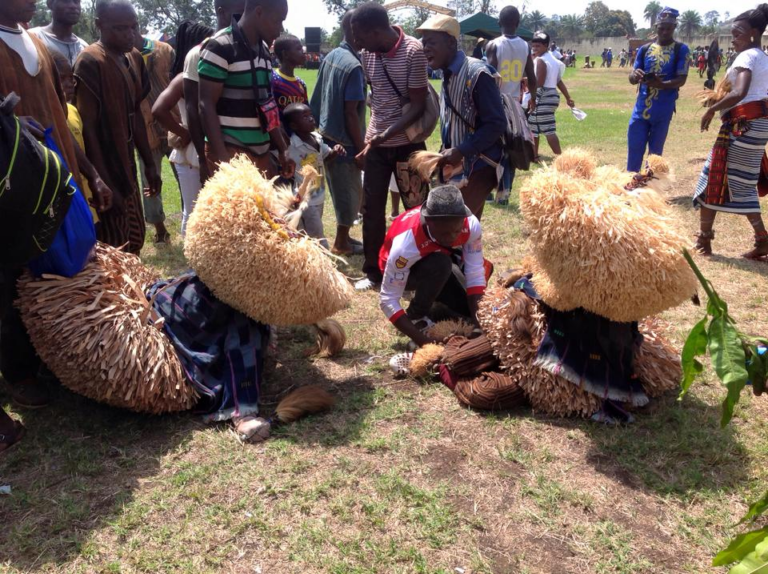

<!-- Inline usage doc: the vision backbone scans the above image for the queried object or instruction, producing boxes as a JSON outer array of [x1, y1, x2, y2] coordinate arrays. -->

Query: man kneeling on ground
[[379, 185, 487, 347]]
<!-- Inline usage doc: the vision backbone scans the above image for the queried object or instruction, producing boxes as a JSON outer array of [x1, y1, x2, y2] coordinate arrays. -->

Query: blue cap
[[657, 7, 679, 24]]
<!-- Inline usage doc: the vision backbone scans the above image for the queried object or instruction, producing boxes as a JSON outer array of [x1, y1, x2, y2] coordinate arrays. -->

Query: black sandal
[[0, 420, 26, 455]]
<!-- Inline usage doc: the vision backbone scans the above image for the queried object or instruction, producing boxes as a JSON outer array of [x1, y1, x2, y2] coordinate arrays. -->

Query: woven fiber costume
[[410, 150, 695, 421], [17, 157, 348, 432]]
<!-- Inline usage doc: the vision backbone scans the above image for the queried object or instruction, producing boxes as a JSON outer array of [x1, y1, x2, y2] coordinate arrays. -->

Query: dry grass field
[[1, 65, 767, 574]]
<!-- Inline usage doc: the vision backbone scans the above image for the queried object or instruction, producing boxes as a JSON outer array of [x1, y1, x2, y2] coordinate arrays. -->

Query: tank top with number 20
[[488, 35, 530, 99]]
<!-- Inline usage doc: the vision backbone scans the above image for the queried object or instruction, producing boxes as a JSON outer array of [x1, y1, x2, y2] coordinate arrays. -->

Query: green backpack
[[0, 92, 75, 268]]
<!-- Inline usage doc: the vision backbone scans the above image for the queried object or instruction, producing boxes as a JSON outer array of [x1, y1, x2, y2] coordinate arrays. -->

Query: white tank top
[[488, 35, 530, 99], [536, 51, 565, 89]]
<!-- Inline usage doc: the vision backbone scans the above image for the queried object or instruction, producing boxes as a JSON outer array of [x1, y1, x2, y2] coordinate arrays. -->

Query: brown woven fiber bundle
[[17, 244, 197, 414], [426, 319, 475, 341], [635, 318, 682, 398], [185, 156, 353, 325], [453, 372, 527, 411], [409, 150, 442, 182], [410, 344, 445, 378], [442, 335, 499, 378], [478, 286, 603, 417], [520, 149, 696, 322], [312, 319, 347, 358]]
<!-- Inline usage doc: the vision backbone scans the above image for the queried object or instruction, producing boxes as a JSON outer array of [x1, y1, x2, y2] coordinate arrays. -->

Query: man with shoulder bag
[[351, 2, 438, 291], [418, 15, 506, 219]]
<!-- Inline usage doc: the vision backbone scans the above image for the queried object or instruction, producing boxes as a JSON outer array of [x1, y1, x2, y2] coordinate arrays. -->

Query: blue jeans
[[626, 109, 674, 172]]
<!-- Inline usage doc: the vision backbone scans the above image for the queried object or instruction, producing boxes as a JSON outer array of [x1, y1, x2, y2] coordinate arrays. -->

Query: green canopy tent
[[458, 13, 533, 40]]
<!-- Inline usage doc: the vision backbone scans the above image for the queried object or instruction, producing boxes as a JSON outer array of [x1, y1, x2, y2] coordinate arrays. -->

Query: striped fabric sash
[[706, 100, 768, 205]]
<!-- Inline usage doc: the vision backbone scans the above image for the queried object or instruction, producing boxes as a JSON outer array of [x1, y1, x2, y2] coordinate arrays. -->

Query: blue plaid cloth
[[148, 273, 270, 422]]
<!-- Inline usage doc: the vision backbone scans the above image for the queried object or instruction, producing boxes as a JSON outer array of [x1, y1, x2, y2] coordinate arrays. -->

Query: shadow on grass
[[464, 390, 747, 500], [0, 326, 378, 570], [0, 382, 200, 570], [582, 393, 748, 498]]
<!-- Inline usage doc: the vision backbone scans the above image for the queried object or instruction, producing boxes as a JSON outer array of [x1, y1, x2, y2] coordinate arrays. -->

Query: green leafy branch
[[679, 250, 768, 427], [678, 249, 768, 573]]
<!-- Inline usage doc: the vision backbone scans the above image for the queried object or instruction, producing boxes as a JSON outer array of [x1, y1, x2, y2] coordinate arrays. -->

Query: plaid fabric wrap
[[148, 273, 270, 422], [706, 100, 768, 205]]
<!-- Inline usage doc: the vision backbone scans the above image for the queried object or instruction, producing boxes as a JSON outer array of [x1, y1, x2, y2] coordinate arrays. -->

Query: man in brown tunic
[[74, 0, 160, 255]]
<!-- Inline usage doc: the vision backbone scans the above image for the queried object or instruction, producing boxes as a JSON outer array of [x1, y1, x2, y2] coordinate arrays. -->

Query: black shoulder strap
[[443, 77, 475, 131], [377, 55, 405, 100], [637, 43, 651, 68], [673, 41, 682, 75]]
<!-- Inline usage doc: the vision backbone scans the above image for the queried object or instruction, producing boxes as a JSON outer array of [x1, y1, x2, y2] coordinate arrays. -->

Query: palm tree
[[644, 1, 662, 27], [524, 10, 548, 32], [559, 14, 585, 40], [679, 10, 702, 39]]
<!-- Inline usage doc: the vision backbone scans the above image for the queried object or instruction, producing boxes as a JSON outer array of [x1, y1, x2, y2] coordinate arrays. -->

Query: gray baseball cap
[[421, 185, 472, 218]]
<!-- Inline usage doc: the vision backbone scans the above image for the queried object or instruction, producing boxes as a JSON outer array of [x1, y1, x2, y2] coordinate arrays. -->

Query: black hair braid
[[736, 4, 768, 36], [171, 20, 215, 79]]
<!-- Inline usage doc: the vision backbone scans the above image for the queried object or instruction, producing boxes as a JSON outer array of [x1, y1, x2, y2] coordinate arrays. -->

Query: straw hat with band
[[415, 14, 461, 40]]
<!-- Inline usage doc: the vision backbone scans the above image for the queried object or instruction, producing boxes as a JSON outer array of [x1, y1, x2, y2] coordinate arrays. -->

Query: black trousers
[[0, 268, 39, 384], [405, 253, 470, 320], [362, 142, 427, 283]]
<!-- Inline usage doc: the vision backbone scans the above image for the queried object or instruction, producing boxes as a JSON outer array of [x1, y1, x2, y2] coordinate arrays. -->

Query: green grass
[[2, 66, 768, 574]]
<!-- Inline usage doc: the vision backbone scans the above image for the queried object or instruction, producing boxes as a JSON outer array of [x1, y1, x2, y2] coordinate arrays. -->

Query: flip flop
[[0, 420, 26, 455]]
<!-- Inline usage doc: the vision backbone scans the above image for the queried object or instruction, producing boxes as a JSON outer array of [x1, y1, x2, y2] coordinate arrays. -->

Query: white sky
[[283, 0, 758, 37]]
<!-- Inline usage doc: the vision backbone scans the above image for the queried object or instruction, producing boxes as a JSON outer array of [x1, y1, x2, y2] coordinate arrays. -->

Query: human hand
[[144, 165, 162, 198], [527, 98, 537, 113], [566, 98, 575, 108], [355, 144, 370, 170], [438, 148, 463, 168], [177, 128, 192, 149], [19, 116, 45, 139], [279, 153, 296, 178], [368, 132, 387, 148], [198, 160, 211, 185], [630, 68, 645, 84], [90, 177, 114, 212], [701, 108, 716, 132], [333, 144, 347, 157]]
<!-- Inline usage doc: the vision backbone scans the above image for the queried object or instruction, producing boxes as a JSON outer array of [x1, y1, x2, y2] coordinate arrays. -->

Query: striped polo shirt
[[198, 26, 272, 154], [361, 26, 429, 148]]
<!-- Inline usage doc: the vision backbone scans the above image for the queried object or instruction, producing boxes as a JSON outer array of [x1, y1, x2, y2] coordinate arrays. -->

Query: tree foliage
[[679, 10, 702, 39], [321, 0, 383, 18], [30, 0, 98, 41], [132, 0, 215, 32], [522, 10, 547, 31], [679, 252, 768, 574], [644, 1, 662, 27], [583, 2, 635, 37]]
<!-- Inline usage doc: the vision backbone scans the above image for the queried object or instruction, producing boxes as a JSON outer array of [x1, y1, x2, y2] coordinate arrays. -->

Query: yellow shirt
[[66, 103, 98, 223]]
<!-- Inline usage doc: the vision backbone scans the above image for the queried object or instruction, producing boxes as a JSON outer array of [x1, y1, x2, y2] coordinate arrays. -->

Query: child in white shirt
[[284, 103, 345, 248]]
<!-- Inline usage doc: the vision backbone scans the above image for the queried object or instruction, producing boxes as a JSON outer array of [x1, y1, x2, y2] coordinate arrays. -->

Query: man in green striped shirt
[[198, 0, 293, 178]]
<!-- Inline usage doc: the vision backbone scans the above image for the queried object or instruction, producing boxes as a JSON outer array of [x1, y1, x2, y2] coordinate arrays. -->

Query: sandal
[[154, 232, 171, 245], [8, 379, 50, 409], [743, 233, 768, 260], [694, 230, 715, 256], [0, 419, 26, 454], [389, 353, 413, 377]]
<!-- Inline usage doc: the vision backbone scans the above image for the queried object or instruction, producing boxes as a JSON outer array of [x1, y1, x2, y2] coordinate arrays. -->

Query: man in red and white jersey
[[379, 185, 487, 347]]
